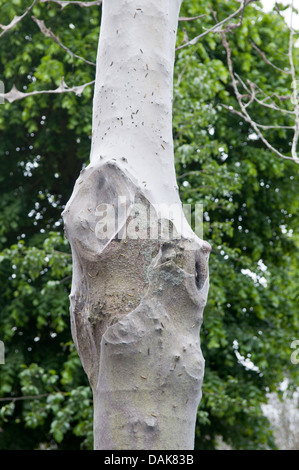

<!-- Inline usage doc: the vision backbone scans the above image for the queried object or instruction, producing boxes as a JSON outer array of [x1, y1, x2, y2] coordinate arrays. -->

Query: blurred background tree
[[0, 0, 298, 449], [262, 385, 299, 450]]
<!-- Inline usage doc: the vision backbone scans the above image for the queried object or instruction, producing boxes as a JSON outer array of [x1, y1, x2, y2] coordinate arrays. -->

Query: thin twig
[[0, 78, 95, 104], [235, 74, 294, 114], [0, 0, 37, 38], [250, 41, 291, 75], [53, 249, 72, 256], [0, 392, 67, 402], [246, 80, 295, 115], [176, 0, 257, 51], [221, 31, 298, 163], [32, 16, 96, 66], [176, 63, 187, 87], [39, 0, 102, 9], [59, 275, 72, 284], [178, 15, 206, 22], [289, 0, 299, 162], [255, 123, 294, 130], [177, 170, 205, 180], [221, 104, 294, 130]]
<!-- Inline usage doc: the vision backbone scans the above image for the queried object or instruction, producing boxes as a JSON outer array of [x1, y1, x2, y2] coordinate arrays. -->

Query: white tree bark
[[63, 0, 211, 450]]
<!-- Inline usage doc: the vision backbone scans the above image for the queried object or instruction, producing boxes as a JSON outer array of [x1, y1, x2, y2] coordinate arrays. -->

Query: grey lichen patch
[[140, 240, 160, 283], [158, 264, 185, 286], [140, 240, 158, 264], [160, 240, 185, 267], [87, 299, 107, 326]]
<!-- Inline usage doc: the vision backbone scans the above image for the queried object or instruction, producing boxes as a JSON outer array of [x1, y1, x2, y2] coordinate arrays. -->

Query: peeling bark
[[63, 0, 211, 450]]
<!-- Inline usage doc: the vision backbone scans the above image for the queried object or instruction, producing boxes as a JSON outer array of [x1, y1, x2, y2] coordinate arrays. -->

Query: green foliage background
[[0, 0, 298, 450]]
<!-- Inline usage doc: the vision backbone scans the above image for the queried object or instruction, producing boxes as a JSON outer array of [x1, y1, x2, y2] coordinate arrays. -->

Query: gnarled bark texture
[[63, 0, 211, 450]]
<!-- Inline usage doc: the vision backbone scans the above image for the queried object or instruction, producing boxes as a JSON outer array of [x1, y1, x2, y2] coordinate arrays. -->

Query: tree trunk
[[63, 0, 211, 450]]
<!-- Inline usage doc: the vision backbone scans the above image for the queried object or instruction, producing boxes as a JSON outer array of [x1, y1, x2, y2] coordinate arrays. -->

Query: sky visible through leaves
[[262, 0, 299, 28]]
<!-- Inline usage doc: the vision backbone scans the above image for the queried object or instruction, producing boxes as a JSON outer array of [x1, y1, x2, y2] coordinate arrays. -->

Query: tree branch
[[221, 29, 299, 163], [221, 104, 294, 130], [0, 0, 37, 38], [39, 0, 102, 8], [0, 392, 67, 402], [176, 0, 258, 51], [289, 0, 299, 162], [32, 16, 96, 66], [178, 15, 206, 22], [250, 40, 291, 75], [0, 78, 95, 104], [235, 74, 295, 114]]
